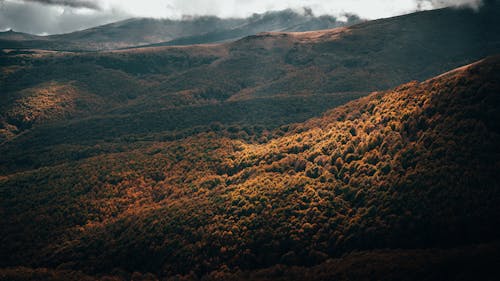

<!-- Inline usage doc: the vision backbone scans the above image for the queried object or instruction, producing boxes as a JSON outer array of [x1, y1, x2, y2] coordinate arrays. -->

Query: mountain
[[0, 9, 359, 51], [0, 29, 44, 41], [1, 3, 500, 280], [142, 11, 360, 48], [1, 4, 499, 170], [1, 54, 499, 280]]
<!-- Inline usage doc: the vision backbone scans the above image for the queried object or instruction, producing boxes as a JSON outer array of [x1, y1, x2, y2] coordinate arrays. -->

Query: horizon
[[1, 8, 357, 36], [0, 0, 483, 35]]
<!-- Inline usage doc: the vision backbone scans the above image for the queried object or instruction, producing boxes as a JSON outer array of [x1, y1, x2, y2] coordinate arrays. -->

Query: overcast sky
[[0, 0, 484, 35]]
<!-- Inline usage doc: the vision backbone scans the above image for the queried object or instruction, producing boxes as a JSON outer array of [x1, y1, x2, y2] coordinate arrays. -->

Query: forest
[[1, 3, 500, 280], [1, 56, 499, 280]]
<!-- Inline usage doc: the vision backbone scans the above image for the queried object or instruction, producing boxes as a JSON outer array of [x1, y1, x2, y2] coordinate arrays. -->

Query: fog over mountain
[[0, 9, 362, 51], [0, 0, 484, 35]]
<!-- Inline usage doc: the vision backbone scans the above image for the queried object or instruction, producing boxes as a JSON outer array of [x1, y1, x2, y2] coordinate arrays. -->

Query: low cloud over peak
[[0, 0, 486, 35]]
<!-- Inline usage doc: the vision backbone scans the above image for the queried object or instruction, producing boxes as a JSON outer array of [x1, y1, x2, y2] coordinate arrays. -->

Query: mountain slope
[[0, 29, 44, 41], [1, 54, 499, 279], [1, 243, 499, 281], [0, 10, 358, 51], [1, 4, 499, 176], [142, 12, 360, 48]]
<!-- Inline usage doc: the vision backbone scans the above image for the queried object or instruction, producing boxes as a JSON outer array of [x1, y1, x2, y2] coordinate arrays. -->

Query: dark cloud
[[23, 0, 100, 10], [0, 0, 126, 34]]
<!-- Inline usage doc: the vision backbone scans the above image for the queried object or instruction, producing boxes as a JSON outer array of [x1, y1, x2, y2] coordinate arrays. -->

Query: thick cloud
[[0, 0, 486, 35]]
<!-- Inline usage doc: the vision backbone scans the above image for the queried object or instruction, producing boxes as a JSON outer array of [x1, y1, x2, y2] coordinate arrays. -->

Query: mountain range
[[0, 9, 360, 51], [1, 2, 500, 281]]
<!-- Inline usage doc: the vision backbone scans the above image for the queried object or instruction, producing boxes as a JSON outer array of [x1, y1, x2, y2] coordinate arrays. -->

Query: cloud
[[0, 0, 486, 35], [23, 0, 100, 9], [0, 0, 126, 34], [415, 0, 483, 10]]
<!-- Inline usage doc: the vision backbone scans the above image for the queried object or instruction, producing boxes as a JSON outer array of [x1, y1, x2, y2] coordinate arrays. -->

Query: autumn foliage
[[1, 56, 499, 279]]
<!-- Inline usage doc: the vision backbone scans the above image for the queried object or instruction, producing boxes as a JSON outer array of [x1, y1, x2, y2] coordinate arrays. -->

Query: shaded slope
[[139, 4, 500, 103], [142, 12, 359, 48], [1, 243, 499, 281], [0, 10, 357, 51], [1, 56, 499, 278]]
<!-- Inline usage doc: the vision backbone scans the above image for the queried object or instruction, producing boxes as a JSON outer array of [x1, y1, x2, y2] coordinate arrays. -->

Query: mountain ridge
[[0, 9, 360, 51], [1, 4, 499, 174]]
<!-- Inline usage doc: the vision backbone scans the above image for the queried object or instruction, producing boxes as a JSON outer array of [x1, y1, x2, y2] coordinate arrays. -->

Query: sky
[[0, 0, 484, 35]]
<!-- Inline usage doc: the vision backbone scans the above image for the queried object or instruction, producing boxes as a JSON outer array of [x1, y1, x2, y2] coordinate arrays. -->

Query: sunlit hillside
[[1, 2, 500, 281], [1, 55, 499, 280]]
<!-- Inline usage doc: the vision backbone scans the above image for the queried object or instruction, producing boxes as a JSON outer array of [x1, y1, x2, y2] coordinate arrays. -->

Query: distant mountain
[[0, 29, 44, 41], [144, 11, 361, 48], [0, 9, 360, 51], [1, 4, 499, 148]]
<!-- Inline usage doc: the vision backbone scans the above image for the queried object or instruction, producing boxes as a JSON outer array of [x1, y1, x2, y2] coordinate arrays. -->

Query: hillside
[[1, 53, 499, 279], [1, 4, 499, 175], [0, 10, 358, 51], [0, 29, 44, 41], [1, 243, 499, 281], [1, 3, 500, 280]]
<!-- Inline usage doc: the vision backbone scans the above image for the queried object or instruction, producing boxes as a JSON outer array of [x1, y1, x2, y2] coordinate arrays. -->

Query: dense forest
[[1, 3, 500, 281], [1, 56, 499, 280]]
